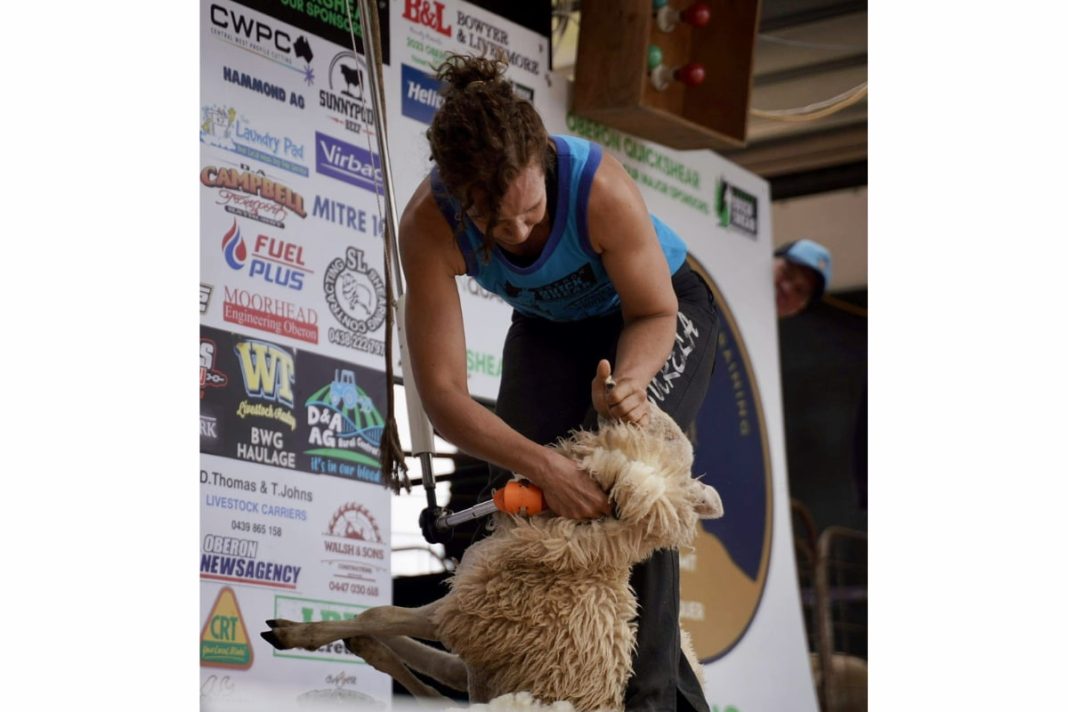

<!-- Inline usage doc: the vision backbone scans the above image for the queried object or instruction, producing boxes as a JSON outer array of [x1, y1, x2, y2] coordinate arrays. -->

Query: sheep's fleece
[[434, 402, 723, 711]]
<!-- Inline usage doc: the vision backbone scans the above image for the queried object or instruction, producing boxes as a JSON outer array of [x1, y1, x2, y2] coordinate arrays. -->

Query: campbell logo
[[201, 165, 307, 226], [220, 219, 311, 291], [209, 3, 315, 84], [402, 0, 452, 37]]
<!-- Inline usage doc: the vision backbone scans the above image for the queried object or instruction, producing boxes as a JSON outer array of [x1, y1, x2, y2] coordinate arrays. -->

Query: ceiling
[[553, 0, 868, 186]]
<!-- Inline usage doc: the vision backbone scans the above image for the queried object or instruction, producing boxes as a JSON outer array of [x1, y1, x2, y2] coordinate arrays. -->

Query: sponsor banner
[[232, 0, 390, 64], [200, 324, 388, 483], [207, 0, 317, 86]]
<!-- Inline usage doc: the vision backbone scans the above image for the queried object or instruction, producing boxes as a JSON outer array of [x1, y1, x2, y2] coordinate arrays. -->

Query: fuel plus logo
[[220, 220, 311, 291], [402, 0, 452, 37], [209, 3, 315, 84], [305, 368, 384, 482]]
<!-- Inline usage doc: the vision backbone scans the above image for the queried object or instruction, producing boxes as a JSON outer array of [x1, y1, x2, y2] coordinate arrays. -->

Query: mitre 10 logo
[[221, 219, 311, 290], [403, 0, 452, 37]]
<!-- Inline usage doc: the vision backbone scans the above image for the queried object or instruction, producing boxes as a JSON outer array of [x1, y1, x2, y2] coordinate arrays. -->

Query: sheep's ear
[[692, 482, 724, 519]]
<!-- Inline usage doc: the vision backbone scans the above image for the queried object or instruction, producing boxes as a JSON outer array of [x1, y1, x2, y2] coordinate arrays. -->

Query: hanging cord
[[344, 0, 410, 493], [750, 82, 868, 122]]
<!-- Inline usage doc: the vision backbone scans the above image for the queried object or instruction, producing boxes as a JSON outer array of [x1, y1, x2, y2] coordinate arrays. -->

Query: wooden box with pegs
[[573, 0, 762, 150]]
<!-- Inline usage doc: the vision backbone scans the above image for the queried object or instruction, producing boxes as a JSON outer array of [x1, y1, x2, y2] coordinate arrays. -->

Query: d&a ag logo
[[208, 3, 315, 84], [233, 337, 297, 431], [321, 51, 376, 136], [220, 219, 311, 291], [305, 369, 384, 483], [202, 165, 307, 229], [323, 247, 386, 357], [402, 0, 452, 37], [201, 587, 253, 669], [201, 104, 308, 178], [200, 338, 229, 399]]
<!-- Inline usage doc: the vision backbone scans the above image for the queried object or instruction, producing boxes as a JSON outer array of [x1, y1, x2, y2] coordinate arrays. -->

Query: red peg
[[675, 63, 706, 86], [680, 2, 711, 27]]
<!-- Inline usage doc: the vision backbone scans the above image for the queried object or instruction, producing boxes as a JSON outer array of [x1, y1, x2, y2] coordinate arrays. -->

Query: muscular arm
[[587, 153, 679, 424], [399, 181, 610, 519]]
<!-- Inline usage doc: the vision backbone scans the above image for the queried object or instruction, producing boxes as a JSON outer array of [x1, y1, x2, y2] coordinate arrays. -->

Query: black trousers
[[489, 263, 719, 712]]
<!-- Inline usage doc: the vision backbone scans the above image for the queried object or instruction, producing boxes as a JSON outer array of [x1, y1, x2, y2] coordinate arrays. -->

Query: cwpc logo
[[321, 51, 375, 136], [402, 0, 452, 37], [323, 247, 386, 357], [314, 131, 382, 194], [305, 369, 384, 481], [201, 104, 308, 178], [220, 219, 311, 291], [209, 3, 315, 84]]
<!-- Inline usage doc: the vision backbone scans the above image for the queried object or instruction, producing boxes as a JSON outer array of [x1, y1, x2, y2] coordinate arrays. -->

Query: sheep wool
[[432, 402, 723, 711]]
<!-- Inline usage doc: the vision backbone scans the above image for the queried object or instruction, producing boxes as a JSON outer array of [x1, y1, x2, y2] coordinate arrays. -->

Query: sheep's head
[[556, 401, 723, 552]]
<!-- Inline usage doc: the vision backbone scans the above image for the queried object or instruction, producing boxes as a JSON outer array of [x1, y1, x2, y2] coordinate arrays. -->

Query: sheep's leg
[[343, 635, 447, 701], [379, 635, 469, 693], [262, 601, 442, 651]]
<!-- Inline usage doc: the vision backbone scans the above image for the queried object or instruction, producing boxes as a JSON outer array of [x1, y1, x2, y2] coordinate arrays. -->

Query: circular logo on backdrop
[[680, 257, 774, 663]]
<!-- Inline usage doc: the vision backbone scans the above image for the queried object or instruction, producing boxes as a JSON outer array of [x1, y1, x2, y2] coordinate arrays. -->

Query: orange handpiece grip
[[492, 480, 545, 516]]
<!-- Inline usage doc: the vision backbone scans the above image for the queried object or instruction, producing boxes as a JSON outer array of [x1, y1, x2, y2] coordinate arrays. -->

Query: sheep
[[261, 401, 723, 711]]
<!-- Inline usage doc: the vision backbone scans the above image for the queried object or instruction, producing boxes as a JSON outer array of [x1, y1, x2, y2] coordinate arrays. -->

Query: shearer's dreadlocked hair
[[427, 53, 552, 259]]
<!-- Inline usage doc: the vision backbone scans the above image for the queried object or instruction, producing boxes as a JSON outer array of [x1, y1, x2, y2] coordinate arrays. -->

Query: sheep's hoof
[[260, 629, 285, 650]]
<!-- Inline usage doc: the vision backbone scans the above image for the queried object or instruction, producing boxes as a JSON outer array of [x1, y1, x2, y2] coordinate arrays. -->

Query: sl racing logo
[[715, 177, 758, 238], [201, 104, 308, 178], [324, 247, 386, 357], [322, 51, 376, 136], [209, 3, 315, 84], [233, 337, 297, 431], [221, 219, 312, 291], [305, 368, 384, 483]]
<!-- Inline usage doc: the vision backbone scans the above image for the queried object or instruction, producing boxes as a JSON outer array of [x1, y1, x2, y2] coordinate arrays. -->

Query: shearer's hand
[[534, 447, 612, 520], [591, 359, 650, 426]]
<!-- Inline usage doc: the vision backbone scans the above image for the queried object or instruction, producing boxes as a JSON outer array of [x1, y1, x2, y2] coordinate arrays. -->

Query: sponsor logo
[[224, 286, 319, 345], [201, 338, 230, 398], [323, 503, 387, 597], [323, 247, 386, 356], [321, 51, 375, 136], [454, 10, 540, 75], [201, 536, 302, 589], [314, 131, 382, 194], [231, 0, 391, 64], [400, 63, 443, 125], [201, 414, 220, 440], [202, 164, 307, 227], [208, 3, 315, 84], [716, 178, 758, 237], [221, 64, 306, 109], [233, 337, 297, 431], [201, 104, 308, 178], [201, 283, 214, 313], [271, 595, 371, 662], [220, 219, 311, 291], [402, 0, 452, 37], [312, 193, 384, 236], [200, 587, 254, 669], [305, 369, 384, 482]]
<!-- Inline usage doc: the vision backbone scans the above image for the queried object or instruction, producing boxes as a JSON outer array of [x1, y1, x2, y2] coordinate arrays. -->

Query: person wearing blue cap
[[773, 238, 833, 317]]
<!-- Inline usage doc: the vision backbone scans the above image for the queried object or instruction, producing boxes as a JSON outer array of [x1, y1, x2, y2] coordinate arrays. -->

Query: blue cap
[[776, 239, 832, 298]]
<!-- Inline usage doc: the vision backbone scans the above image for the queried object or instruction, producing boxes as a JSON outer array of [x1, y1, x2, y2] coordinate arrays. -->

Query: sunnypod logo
[[680, 258, 773, 662]]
